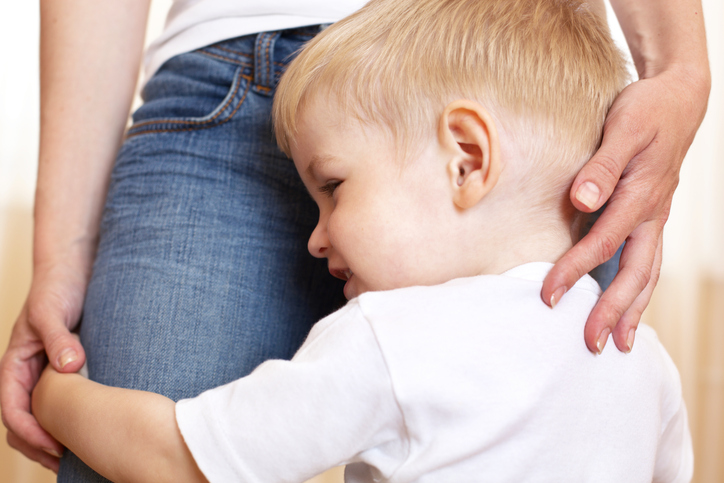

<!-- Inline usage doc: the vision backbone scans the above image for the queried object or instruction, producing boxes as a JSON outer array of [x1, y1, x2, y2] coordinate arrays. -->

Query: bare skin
[[32, 366, 207, 483], [0, 0, 150, 472], [0, 0, 711, 472], [541, 0, 710, 354]]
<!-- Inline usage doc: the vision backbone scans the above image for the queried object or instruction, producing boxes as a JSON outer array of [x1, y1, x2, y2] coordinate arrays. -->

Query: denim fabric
[[58, 27, 345, 482], [584, 207, 623, 291], [57, 25, 622, 481]]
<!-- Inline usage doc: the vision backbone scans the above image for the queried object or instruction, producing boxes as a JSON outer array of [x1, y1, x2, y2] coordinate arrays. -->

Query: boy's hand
[[0, 264, 87, 473], [542, 66, 710, 354]]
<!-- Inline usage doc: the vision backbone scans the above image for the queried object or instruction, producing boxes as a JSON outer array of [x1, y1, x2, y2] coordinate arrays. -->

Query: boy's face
[[290, 101, 467, 300]]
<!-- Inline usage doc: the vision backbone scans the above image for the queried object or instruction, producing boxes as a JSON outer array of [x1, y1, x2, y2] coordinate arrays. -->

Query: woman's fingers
[[569, 88, 655, 214], [0, 275, 86, 465], [0, 318, 65, 463], [7, 430, 61, 473], [542, 83, 658, 310], [30, 314, 86, 375], [543, 71, 704, 353], [610, 233, 664, 352], [583, 221, 662, 353]]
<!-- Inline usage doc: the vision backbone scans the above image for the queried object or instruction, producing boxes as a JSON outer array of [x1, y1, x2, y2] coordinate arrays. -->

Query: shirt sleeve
[[175, 300, 407, 483]]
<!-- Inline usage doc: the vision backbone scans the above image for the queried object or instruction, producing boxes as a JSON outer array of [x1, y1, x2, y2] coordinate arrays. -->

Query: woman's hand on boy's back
[[542, 66, 710, 354], [543, 0, 710, 354]]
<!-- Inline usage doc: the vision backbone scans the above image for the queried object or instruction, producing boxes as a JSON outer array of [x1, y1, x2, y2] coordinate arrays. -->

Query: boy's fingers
[[582, 222, 661, 354], [610, 234, 663, 352]]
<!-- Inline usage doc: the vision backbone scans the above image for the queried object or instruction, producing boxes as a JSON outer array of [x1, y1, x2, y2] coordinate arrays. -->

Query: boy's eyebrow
[[306, 154, 338, 178]]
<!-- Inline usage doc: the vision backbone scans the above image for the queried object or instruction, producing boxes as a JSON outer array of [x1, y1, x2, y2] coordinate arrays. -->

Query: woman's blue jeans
[[57, 25, 622, 481], [58, 27, 345, 481]]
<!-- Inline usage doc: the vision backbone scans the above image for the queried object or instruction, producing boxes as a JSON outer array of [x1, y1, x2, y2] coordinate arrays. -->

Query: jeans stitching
[[198, 49, 252, 68], [255, 33, 265, 86], [266, 36, 272, 87], [211, 44, 253, 58], [125, 72, 251, 138]]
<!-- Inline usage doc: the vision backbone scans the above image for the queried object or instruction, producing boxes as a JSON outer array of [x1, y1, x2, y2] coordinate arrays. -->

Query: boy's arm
[[543, 0, 710, 353], [31, 368, 207, 483]]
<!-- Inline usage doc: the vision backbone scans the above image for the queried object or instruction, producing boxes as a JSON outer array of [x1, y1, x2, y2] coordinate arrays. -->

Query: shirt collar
[[502, 262, 602, 296]]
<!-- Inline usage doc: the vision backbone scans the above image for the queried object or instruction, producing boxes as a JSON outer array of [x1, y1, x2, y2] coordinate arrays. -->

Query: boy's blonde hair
[[274, 0, 628, 177]]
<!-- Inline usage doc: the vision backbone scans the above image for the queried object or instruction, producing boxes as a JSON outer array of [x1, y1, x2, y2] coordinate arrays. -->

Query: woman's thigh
[[59, 28, 343, 481]]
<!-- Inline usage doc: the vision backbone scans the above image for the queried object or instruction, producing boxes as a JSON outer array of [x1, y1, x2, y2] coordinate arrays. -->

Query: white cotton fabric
[[176, 262, 692, 483], [143, 0, 367, 81]]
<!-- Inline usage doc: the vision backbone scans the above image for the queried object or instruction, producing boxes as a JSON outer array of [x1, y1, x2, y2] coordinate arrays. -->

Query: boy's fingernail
[[44, 448, 62, 458], [58, 349, 78, 369], [626, 328, 635, 353], [550, 286, 567, 308], [596, 328, 611, 355], [575, 182, 600, 210]]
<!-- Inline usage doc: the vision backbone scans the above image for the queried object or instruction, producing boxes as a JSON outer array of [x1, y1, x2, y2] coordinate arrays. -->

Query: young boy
[[31, 0, 692, 481]]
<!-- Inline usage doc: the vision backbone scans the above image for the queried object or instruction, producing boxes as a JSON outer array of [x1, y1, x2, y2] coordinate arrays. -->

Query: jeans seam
[[255, 33, 265, 86], [211, 44, 253, 59], [266, 36, 271, 86], [125, 72, 252, 138], [198, 49, 253, 68], [206, 36, 307, 69]]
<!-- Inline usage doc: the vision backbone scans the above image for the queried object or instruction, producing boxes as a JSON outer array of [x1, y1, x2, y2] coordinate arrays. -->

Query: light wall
[[1, 1, 722, 482]]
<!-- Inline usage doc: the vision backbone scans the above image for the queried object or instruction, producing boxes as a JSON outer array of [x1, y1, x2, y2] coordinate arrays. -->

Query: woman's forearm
[[35, 0, 151, 275], [610, 0, 710, 83], [32, 370, 206, 483]]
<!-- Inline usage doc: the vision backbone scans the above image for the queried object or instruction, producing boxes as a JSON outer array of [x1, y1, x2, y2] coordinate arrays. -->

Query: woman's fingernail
[[596, 328, 611, 354], [575, 182, 600, 210], [626, 328, 635, 353], [44, 448, 62, 458], [550, 286, 567, 308], [58, 349, 78, 369]]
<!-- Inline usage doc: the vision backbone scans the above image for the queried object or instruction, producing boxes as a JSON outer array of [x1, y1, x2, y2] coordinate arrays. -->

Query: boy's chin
[[343, 276, 370, 300], [343, 277, 357, 300]]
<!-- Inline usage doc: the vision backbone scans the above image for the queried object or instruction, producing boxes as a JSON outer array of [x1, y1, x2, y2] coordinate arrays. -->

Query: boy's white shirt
[[143, 0, 368, 82], [176, 262, 692, 483]]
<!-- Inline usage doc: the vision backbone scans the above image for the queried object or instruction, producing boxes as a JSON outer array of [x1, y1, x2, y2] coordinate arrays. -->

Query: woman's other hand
[[1, 263, 87, 472]]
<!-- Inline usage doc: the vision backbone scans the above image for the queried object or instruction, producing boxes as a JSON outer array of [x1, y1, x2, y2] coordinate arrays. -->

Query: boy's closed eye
[[318, 180, 343, 197]]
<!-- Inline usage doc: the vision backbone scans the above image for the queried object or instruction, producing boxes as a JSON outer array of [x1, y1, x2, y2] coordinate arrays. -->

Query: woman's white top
[[144, 0, 367, 81]]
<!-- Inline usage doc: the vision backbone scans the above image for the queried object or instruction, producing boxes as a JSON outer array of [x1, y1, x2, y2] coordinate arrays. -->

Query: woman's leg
[[58, 28, 343, 481]]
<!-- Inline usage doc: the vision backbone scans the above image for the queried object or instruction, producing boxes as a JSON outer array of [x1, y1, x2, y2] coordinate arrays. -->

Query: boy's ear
[[439, 100, 501, 209]]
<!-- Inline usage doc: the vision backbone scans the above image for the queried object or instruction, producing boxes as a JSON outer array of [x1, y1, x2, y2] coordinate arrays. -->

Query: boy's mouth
[[330, 268, 353, 281]]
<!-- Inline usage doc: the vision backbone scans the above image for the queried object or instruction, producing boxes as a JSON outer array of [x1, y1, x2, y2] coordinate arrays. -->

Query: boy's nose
[[307, 222, 330, 258]]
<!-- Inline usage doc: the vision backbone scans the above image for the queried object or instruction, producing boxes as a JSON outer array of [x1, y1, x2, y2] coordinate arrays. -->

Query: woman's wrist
[[610, 0, 708, 82], [32, 238, 97, 283]]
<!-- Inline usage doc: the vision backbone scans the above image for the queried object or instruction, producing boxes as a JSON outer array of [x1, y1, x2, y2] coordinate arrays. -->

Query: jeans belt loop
[[253, 32, 280, 95]]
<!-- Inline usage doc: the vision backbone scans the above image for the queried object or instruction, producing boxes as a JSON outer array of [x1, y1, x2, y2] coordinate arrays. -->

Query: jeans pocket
[[126, 50, 252, 138]]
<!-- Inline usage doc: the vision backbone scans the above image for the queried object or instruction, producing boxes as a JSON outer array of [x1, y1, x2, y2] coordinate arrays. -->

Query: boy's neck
[[479, 227, 574, 275], [457, 198, 577, 277]]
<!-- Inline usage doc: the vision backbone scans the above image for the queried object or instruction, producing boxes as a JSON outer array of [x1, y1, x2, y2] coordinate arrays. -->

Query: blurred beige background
[[1, 1, 722, 482]]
